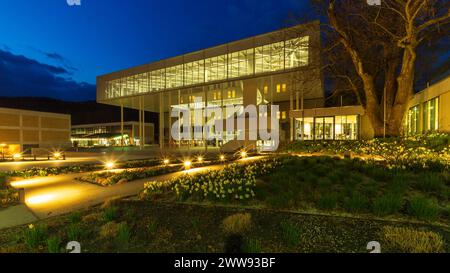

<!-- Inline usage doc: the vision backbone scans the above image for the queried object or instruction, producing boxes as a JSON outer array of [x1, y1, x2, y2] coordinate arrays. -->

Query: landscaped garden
[[0, 199, 447, 253], [0, 175, 18, 208], [0, 135, 449, 253]]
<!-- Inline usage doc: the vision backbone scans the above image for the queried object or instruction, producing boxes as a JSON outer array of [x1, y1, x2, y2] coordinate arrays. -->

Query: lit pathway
[[0, 156, 263, 229]]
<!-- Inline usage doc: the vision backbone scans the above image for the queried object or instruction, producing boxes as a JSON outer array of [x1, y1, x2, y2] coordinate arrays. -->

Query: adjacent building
[[97, 21, 324, 150], [71, 121, 154, 147], [405, 75, 450, 135], [0, 107, 71, 154]]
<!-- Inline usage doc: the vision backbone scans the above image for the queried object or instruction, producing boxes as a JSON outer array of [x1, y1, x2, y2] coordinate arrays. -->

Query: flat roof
[[97, 20, 320, 82], [0, 106, 71, 119]]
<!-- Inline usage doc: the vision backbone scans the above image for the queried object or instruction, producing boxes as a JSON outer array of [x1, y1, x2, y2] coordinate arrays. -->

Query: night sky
[[0, 0, 310, 101]]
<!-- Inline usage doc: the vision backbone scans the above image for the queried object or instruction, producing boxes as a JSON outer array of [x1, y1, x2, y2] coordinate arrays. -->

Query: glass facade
[[423, 97, 439, 132], [295, 115, 359, 141], [406, 105, 420, 135], [104, 36, 309, 99]]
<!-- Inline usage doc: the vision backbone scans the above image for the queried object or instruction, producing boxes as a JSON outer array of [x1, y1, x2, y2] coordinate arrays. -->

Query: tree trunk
[[388, 47, 416, 136]]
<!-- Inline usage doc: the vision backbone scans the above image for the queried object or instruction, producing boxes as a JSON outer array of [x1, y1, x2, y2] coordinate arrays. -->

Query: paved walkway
[[0, 157, 263, 229]]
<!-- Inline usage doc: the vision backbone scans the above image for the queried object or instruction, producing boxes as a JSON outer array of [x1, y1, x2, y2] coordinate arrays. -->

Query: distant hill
[[0, 97, 159, 126]]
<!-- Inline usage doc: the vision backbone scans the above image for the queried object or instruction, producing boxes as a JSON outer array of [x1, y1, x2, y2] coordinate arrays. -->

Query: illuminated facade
[[97, 21, 324, 150], [405, 76, 450, 135]]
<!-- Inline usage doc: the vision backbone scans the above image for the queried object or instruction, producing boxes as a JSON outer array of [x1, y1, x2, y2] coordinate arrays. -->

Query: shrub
[[408, 197, 440, 222], [373, 194, 403, 216], [116, 223, 131, 248], [243, 238, 262, 253], [99, 222, 121, 238], [222, 213, 252, 235], [102, 206, 118, 222], [318, 193, 338, 210], [344, 193, 369, 212], [416, 173, 444, 193], [24, 224, 47, 250], [67, 224, 83, 241], [147, 221, 158, 235], [280, 221, 301, 247], [47, 236, 61, 253], [144, 158, 279, 202], [68, 212, 82, 224], [382, 226, 444, 253]]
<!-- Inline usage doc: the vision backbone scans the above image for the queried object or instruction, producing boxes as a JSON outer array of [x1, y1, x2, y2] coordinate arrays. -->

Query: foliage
[[102, 207, 118, 222], [78, 165, 180, 186], [143, 158, 279, 202], [23, 224, 47, 250], [47, 236, 62, 253], [116, 222, 131, 248], [257, 156, 449, 222], [66, 224, 84, 241], [283, 133, 450, 171], [382, 226, 444, 253], [280, 221, 301, 247], [243, 238, 262, 253], [408, 197, 440, 222], [222, 213, 252, 235]]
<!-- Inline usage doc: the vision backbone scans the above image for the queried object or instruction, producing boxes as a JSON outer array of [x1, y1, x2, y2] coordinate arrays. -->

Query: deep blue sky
[[0, 0, 310, 101]]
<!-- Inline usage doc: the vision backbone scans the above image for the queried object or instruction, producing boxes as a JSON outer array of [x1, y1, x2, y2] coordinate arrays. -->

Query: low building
[[290, 75, 450, 140], [405, 76, 450, 135], [71, 121, 154, 147], [0, 107, 71, 154]]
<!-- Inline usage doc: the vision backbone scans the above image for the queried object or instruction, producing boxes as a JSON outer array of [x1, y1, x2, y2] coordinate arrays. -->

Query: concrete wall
[[0, 107, 71, 153]]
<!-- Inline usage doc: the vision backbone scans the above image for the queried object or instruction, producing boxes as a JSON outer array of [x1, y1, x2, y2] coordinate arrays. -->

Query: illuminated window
[[281, 111, 287, 120], [205, 55, 227, 82], [228, 49, 254, 78], [285, 36, 309, 68], [423, 97, 439, 132], [263, 86, 268, 94], [277, 111, 281, 120], [276, 84, 286, 93], [255, 41, 284, 73], [166, 65, 183, 88], [406, 105, 420, 135]]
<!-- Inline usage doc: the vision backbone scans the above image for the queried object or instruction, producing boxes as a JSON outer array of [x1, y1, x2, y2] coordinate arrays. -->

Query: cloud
[[0, 48, 95, 101]]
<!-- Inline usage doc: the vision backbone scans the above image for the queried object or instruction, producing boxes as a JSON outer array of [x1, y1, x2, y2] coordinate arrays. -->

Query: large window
[[423, 97, 439, 132], [228, 49, 254, 78], [255, 41, 284, 73], [295, 115, 359, 141], [205, 55, 227, 82], [166, 65, 183, 89], [185, 60, 205, 86], [285, 37, 309, 69], [406, 105, 420, 135]]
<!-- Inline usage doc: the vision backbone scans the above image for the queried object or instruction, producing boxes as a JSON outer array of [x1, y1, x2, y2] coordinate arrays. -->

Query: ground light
[[220, 154, 226, 161], [53, 152, 62, 159], [105, 161, 116, 169], [240, 150, 247, 159], [197, 156, 203, 163], [13, 153, 22, 160], [184, 160, 192, 170], [163, 158, 170, 165]]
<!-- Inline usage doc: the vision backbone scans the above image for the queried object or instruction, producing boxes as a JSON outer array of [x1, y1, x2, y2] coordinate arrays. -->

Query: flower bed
[[143, 158, 280, 202], [282, 133, 450, 171], [77, 165, 181, 187], [0, 159, 162, 179], [0, 177, 18, 208]]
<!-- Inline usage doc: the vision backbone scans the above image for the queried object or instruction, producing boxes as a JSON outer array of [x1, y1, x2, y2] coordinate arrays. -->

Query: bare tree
[[320, 0, 449, 136]]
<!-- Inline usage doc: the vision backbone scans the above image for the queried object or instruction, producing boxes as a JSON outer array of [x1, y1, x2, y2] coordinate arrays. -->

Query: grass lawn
[[0, 200, 448, 253], [256, 156, 450, 223]]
